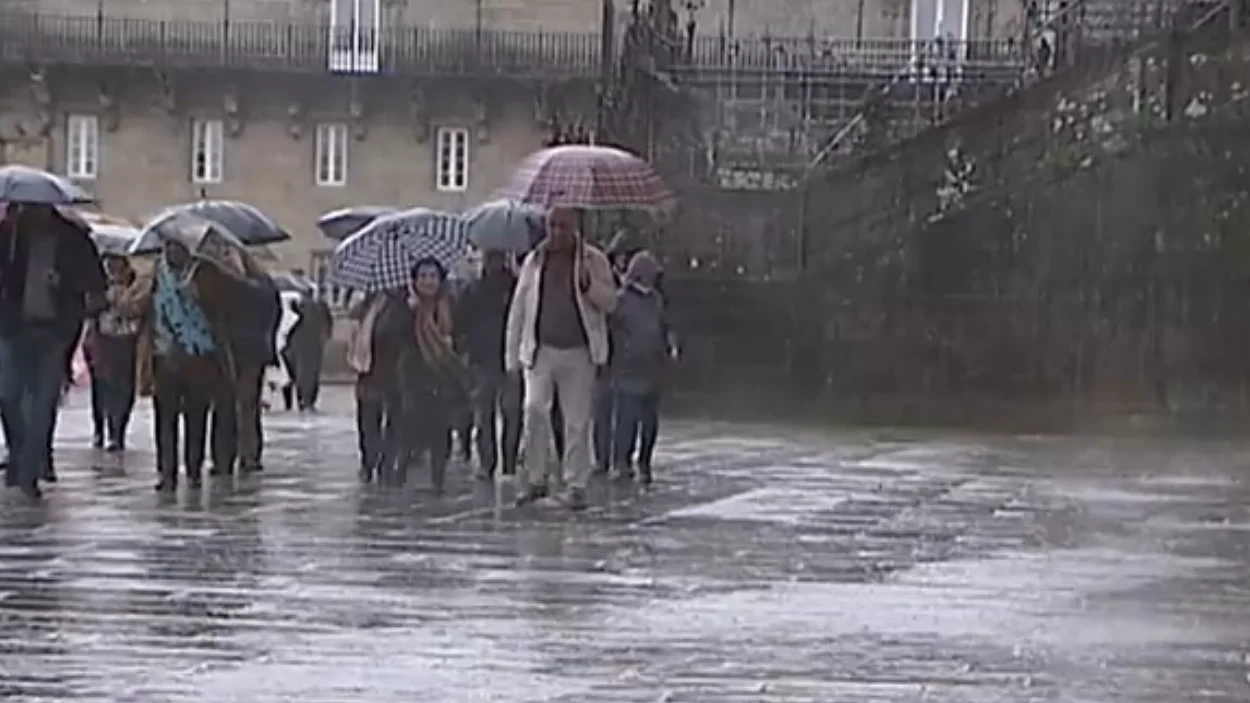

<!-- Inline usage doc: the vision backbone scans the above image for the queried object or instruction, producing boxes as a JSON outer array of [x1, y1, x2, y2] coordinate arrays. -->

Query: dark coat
[[0, 209, 105, 335], [453, 269, 516, 372]]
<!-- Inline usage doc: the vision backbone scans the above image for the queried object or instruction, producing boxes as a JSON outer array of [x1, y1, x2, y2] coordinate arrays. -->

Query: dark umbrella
[[317, 206, 398, 241], [154, 200, 290, 246], [0, 165, 94, 205]]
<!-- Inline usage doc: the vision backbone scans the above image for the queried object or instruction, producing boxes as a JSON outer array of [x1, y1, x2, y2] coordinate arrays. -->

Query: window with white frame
[[315, 123, 349, 186], [191, 119, 225, 184], [435, 126, 469, 192], [66, 114, 99, 180]]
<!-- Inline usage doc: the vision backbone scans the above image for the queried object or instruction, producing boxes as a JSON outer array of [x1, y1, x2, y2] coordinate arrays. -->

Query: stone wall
[[778, 17, 1250, 418], [660, 15, 1250, 426]]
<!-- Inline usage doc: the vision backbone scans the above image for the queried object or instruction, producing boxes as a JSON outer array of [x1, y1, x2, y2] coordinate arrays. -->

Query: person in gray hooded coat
[[607, 250, 675, 485]]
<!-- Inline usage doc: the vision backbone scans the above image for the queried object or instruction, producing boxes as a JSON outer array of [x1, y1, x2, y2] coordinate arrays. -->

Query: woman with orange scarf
[[395, 256, 467, 493]]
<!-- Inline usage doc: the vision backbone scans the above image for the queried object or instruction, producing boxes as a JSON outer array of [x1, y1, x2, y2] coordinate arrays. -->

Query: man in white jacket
[[505, 207, 617, 510]]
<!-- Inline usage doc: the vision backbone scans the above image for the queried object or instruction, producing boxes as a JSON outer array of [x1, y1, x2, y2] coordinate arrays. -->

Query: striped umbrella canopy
[[495, 145, 675, 212], [329, 208, 468, 292]]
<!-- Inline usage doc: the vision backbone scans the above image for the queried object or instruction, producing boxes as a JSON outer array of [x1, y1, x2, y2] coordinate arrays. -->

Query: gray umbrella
[[462, 199, 544, 252], [130, 210, 248, 256], [0, 165, 94, 205], [156, 200, 290, 246], [317, 205, 398, 240], [88, 222, 141, 257]]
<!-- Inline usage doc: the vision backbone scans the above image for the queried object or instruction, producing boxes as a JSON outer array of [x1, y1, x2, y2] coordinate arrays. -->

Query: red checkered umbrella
[[497, 145, 675, 211]]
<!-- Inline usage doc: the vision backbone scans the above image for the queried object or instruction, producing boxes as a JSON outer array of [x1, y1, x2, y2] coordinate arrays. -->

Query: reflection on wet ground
[[0, 389, 1248, 701]]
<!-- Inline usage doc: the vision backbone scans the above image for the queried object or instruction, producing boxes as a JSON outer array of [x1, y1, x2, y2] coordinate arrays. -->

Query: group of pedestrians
[[347, 206, 676, 510], [0, 201, 333, 500]]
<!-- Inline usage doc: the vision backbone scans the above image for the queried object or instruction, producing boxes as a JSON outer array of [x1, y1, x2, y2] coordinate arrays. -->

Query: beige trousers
[[521, 345, 596, 491]]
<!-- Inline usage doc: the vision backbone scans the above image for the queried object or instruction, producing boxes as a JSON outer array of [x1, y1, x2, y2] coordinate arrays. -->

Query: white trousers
[[521, 345, 596, 491]]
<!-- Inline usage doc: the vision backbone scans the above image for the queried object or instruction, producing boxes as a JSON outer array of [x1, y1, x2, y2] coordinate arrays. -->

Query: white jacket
[[504, 241, 617, 371]]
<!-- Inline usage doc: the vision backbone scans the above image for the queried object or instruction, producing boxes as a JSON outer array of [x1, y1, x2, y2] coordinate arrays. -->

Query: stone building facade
[[14, 0, 1025, 43], [0, 9, 601, 272]]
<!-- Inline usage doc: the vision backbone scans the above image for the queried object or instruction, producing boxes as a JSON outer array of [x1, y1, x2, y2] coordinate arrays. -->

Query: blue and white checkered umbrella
[[328, 208, 468, 293]]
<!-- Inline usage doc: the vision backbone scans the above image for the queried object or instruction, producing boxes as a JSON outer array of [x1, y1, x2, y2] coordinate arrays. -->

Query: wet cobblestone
[[0, 389, 1248, 701]]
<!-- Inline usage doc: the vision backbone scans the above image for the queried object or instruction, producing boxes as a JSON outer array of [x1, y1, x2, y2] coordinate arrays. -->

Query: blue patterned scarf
[[152, 258, 215, 357]]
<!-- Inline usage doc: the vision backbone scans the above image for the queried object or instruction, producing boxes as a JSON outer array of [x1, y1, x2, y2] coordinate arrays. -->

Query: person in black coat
[[455, 250, 521, 480], [210, 271, 280, 475], [0, 204, 106, 499]]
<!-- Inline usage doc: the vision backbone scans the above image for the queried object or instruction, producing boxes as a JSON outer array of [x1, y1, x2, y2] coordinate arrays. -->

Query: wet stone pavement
[[1, 389, 1249, 701]]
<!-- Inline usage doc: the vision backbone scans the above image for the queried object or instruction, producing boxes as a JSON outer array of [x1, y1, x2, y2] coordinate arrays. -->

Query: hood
[[624, 250, 661, 288]]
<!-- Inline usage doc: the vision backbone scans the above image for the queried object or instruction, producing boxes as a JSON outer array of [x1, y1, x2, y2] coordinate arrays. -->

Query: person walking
[[396, 257, 466, 493], [286, 290, 332, 411], [134, 236, 234, 492], [608, 251, 676, 486], [210, 263, 280, 476], [455, 249, 520, 481], [83, 255, 142, 452], [347, 289, 410, 483], [0, 203, 105, 499], [505, 207, 616, 511]]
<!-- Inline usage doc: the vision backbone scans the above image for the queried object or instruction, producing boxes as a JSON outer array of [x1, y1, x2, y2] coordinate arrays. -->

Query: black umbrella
[[155, 200, 290, 246], [316, 205, 398, 241]]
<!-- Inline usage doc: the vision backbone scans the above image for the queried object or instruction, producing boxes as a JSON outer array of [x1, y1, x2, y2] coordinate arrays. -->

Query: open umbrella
[[461, 199, 545, 252], [151, 200, 290, 246], [317, 205, 398, 240], [0, 165, 94, 205], [328, 208, 467, 293], [88, 222, 142, 257], [496, 145, 675, 212], [130, 210, 246, 255]]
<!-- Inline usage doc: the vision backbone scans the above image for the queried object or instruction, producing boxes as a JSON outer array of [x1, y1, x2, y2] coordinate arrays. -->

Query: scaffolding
[[666, 34, 1025, 188]]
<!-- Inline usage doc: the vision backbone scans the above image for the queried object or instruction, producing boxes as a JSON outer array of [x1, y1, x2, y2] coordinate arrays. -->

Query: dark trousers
[[0, 327, 76, 489], [356, 375, 399, 479], [592, 374, 614, 472], [293, 344, 324, 410], [612, 390, 660, 471], [471, 368, 521, 476], [153, 358, 213, 484], [454, 408, 474, 461], [90, 375, 135, 446], [399, 403, 451, 489], [212, 363, 265, 472]]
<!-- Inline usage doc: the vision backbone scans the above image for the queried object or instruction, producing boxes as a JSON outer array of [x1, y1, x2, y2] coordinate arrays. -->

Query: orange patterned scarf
[[412, 294, 463, 377]]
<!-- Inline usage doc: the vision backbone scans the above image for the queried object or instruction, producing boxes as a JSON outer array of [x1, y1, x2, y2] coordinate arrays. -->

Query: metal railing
[[0, 12, 604, 78], [684, 35, 1026, 78]]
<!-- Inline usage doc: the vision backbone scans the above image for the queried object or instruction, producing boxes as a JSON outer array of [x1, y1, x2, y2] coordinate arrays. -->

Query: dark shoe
[[359, 464, 374, 483], [187, 472, 203, 489], [561, 487, 588, 511], [638, 464, 653, 487], [241, 462, 263, 473], [514, 484, 548, 507], [19, 482, 43, 500], [592, 464, 610, 476], [208, 465, 232, 477], [41, 463, 57, 483], [154, 479, 176, 493], [105, 440, 123, 453], [92, 434, 104, 449]]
